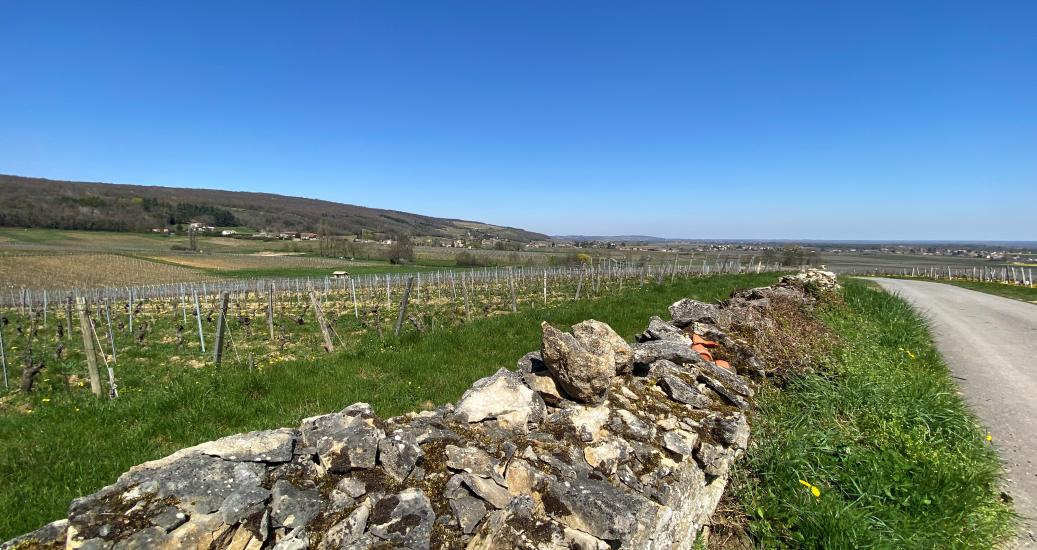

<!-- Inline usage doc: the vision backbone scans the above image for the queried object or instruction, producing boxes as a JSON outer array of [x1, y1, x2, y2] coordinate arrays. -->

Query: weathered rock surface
[[669, 298, 721, 327], [369, 488, 435, 549], [540, 321, 616, 403], [571, 319, 634, 374], [636, 316, 693, 345], [5, 271, 835, 550], [455, 368, 545, 431], [632, 339, 702, 366], [658, 374, 713, 408], [301, 403, 383, 475]]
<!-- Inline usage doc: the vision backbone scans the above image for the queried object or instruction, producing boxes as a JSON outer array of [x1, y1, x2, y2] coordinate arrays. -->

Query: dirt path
[[872, 278, 1037, 546]]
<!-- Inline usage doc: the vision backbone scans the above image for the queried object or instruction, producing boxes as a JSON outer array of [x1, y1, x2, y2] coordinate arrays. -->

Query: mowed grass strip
[[923, 278, 1037, 304], [0, 273, 775, 540], [738, 279, 1013, 548]]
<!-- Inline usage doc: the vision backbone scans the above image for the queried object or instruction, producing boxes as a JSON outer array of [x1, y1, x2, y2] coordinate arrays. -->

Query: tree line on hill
[[0, 174, 549, 242]]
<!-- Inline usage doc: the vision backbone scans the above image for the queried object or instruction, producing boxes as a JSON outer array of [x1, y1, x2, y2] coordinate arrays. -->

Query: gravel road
[[872, 278, 1037, 546]]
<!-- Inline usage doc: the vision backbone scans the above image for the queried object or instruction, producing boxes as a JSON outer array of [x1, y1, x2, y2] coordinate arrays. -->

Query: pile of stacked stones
[[4, 270, 838, 550]]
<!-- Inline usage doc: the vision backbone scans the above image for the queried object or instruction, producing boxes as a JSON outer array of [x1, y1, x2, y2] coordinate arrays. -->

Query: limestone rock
[[330, 477, 366, 511], [702, 413, 750, 450], [219, 486, 270, 525], [195, 428, 296, 463], [150, 506, 189, 532], [0, 519, 68, 549], [658, 375, 713, 408], [336, 477, 367, 498], [696, 442, 734, 477], [563, 527, 611, 550], [458, 473, 512, 509], [700, 361, 755, 397], [368, 488, 434, 549], [662, 430, 699, 458], [455, 368, 546, 431], [449, 495, 487, 534], [609, 409, 654, 442], [697, 374, 750, 409], [320, 498, 371, 550], [544, 403, 611, 443], [504, 458, 553, 499], [583, 439, 625, 475], [636, 316, 693, 345], [378, 429, 422, 481], [270, 480, 321, 530], [300, 403, 384, 474], [445, 445, 502, 482], [541, 477, 647, 542], [571, 319, 634, 374], [466, 498, 567, 550], [632, 340, 701, 366], [669, 299, 721, 327], [81, 453, 266, 519], [540, 322, 615, 404], [517, 351, 566, 405]]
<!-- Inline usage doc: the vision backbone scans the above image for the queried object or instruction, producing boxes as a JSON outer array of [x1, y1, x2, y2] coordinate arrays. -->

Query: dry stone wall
[[4, 270, 839, 550]]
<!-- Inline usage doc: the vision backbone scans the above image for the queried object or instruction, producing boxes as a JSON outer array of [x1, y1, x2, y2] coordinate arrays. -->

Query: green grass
[[928, 279, 1037, 304], [738, 279, 1014, 548], [0, 273, 774, 540], [866, 275, 1037, 304]]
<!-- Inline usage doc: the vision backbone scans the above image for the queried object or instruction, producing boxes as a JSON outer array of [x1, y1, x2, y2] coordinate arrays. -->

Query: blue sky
[[1, 1, 1034, 240]]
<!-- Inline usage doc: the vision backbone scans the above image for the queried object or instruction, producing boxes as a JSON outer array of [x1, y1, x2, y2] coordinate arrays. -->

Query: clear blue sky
[[2, 1, 1034, 240]]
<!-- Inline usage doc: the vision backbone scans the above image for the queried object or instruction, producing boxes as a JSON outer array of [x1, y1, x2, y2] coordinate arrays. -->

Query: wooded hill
[[0, 174, 547, 241]]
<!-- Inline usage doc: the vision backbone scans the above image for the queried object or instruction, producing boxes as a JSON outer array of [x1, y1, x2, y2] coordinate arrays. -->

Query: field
[[0, 253, 216, 289], [0, 272, 777, 540]]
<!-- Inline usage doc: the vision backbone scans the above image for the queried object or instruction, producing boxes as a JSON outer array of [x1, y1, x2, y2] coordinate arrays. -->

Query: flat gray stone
[[458, 473, 511, 509], [449, 495, 487, 534], [368, 488, 434, 550], [632, 340, 701, 366], [219, 486, 270, 525], [378, 429, 422, 481], [541, 477, 648, 542], [301, 403, 384, 474], [455, 368, 545, 431], [669, 299, 721, 327], [658, 375, 713, 408], [702, 413, 750, 450], [320, 498, 371, 550], [270, 480, 320, 530], [662, 430, 698, 457], [195, 429, 296, 463]]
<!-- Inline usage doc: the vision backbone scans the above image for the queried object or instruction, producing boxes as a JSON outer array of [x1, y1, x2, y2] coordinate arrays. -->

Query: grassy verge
[[0, 273, 774, 540], [867, 275, 1037, 304], [928, 279, 1036, 304], [737, 279, 1013, 548]]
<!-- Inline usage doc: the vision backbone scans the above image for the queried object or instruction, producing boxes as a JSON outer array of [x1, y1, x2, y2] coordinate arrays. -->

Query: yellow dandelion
[[799, 479, 821, 498], [41, 398, 50, 403], [986, 433, 993, 442]]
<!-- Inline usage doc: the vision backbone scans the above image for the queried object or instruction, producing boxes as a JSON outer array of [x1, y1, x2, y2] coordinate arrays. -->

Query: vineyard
[[0, 258, 779, 401], [0, 253, 216, 288]]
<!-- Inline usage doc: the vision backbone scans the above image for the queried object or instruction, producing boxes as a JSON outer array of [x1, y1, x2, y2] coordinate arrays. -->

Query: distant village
[[150, 223, 1035, 263]]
